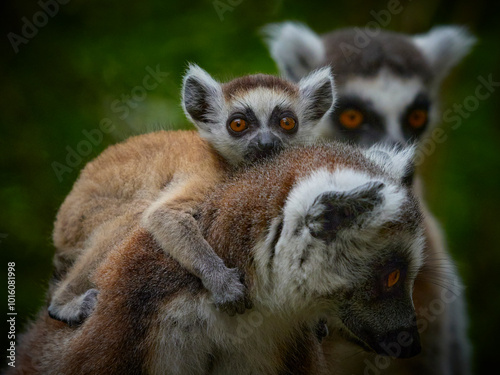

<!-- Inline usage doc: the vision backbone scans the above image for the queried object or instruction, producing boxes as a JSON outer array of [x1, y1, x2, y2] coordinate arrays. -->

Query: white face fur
[[182, 64, 335, 165], [336, 69, 440, 146], [263, 22, 476, 148]]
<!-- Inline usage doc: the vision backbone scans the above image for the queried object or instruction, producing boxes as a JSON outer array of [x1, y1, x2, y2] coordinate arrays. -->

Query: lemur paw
[[206, 267, 250, 316], [48, 289, 99, 327]]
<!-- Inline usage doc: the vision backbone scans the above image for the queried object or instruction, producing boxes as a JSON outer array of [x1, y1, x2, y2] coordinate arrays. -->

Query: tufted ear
[[298, 66, 336, 123], [306, 181, 385, 242], [412, 26, 476, 83], [182, 64, 224, 131], [262, 22, 326, 82], [365, 144, 416, 187]]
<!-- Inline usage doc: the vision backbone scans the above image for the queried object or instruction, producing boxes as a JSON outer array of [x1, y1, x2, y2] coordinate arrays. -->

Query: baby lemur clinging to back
[[13, 141, 424, 375], [48, 64, 335, 325]]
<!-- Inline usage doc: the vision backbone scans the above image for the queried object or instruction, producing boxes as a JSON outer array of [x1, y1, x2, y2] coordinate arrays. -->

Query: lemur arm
[[49, 174, 247, 325], [141, 176, 246, 315], [48, 131, 247, 325]]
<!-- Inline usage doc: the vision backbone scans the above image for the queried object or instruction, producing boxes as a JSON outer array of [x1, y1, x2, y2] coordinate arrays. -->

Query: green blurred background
[[1, 0, 499, 372]]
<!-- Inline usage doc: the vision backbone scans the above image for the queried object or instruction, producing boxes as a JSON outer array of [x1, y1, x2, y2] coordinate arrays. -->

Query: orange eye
[[229, 118, 247, 132], [280, 117, 296, 131], [339, 109, 363, 129], [387, 269, 400, 288], [408, 109, 428, 129]]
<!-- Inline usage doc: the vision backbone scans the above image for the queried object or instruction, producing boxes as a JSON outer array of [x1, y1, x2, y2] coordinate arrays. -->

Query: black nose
[[247, 136, 282, 161], [371, 326, 421, 358], [256, 139, 277, 154]]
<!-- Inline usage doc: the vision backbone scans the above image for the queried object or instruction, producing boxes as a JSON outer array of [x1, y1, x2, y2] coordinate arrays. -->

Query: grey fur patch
[[321, 28, 434, 84]]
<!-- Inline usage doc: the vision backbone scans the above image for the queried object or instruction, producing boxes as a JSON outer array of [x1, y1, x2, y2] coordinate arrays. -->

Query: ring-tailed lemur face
[[248, 144, 424, 358], [263, 22, 475, 147], [182, 64, 335, 165], [330, 70, 436, 147]]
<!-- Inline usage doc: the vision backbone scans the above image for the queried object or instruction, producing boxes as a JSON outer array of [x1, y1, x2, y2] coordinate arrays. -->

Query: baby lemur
[[48, 64, 335, 325], [12, 140, 424, 375]]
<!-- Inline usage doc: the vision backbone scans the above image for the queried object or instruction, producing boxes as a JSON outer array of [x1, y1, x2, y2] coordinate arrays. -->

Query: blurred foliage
[[1, 0, 499, 372]]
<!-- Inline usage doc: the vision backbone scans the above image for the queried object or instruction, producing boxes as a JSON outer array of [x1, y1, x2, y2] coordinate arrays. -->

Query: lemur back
[[11, 141, 425, 375], [263, 22, 475, 375], [48, 65, 335, 325]]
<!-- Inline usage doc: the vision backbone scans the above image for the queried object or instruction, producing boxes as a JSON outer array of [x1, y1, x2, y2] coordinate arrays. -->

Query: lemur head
[[263, 23, 476, 147], [200, 143, 424, 358], [181, 64, 335, 164]]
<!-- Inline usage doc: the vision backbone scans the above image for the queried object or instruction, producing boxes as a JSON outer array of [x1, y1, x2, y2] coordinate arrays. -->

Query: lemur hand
[[204, 267, 251, 316]]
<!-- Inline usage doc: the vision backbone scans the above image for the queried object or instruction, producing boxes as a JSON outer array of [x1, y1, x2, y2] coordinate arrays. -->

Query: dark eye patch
[[226, 107, 261, 137], [269, 106, 299, 134], [332, 96, 385, 144], [373, 257, 409, 299], [401, 93, 431, 141]]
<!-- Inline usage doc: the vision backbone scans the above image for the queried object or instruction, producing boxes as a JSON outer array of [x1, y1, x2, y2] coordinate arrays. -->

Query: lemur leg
[[48, 250, 102, 326], [48, 216, 134, 326], [48, 288, 99, 327], [141, 178, 247, 316]]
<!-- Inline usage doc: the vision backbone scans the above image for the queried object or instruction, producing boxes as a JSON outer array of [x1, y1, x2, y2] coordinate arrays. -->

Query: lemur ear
[[182, 64, 223, 129], [412, 26, 476, 83], [298, 66, 336, 123], [365, 144, 416, 187], [262, 22, 326, 82], [306, 182, 385, 242]]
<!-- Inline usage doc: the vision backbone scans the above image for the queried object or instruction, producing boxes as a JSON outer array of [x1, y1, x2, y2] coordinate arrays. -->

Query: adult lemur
[[11, 140, 425, 375], [263, 22, 475, 374], [47, 64, 335, 325]]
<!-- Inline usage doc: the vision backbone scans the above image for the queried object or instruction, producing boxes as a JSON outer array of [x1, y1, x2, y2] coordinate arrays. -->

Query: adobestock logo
[[52, 64, 169, 182], [7, 0, 71, 54], [110, 65, 169, 120], [213, 0, 244, 21], [413, 74, 499, 167], [339, 0, 406, 63], [359, 275, 465, 375]]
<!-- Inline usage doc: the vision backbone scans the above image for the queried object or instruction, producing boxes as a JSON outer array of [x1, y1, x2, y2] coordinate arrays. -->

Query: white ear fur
[[181, 64, 223, 127], [298, 66, 336, 122], [262, 22, 326, 82], [412, 25, 476, 83], [365, 144, 416, 184]]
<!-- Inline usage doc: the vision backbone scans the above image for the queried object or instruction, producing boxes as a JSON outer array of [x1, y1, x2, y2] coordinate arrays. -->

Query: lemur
[[48, 64, 335, 326], [263, 22, 475, 374], [11, 140, 425, 375]]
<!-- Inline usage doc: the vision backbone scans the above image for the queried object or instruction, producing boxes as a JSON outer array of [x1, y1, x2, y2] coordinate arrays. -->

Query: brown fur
[[11, 142, 392, 375], [11, 226, 326, 374], [11, 229, 195, 375], [321, 29, 434, 85], [53, 130, 227, 261], [14, 131, 444, 374], [197, 142, 386, 267], [49, 130, 237, 323], [222, 74, 298, 101]]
